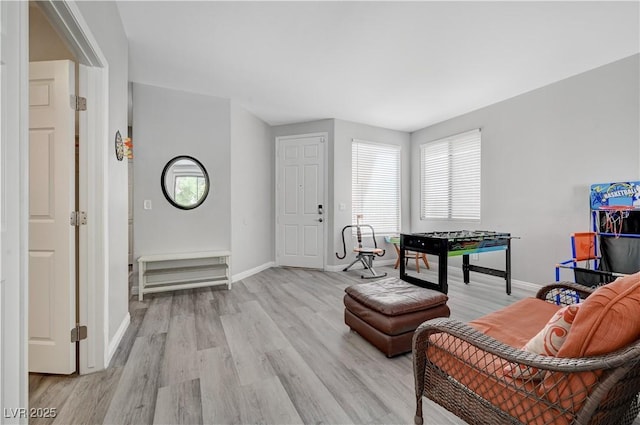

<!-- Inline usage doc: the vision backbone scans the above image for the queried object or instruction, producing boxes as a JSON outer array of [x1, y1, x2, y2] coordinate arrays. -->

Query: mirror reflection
[[161, 156, 209, 210]]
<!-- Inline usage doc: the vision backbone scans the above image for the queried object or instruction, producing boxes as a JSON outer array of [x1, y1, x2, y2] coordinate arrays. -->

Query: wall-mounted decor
[[115, 130, 124, 161], [161, 155, 210, 210], [124, 137, 133, 159]]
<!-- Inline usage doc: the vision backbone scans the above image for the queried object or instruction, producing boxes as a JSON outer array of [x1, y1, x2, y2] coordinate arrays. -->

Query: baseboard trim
[[324, 265, 344, 273], [443, 264, 537, 288], [511, 278, 540, 289], [232, 261, 275, 283], [105, 312, 130, 368]]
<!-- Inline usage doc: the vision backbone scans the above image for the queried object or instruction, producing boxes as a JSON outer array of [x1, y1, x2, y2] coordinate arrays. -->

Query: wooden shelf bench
[[137, 251, 231, 300]]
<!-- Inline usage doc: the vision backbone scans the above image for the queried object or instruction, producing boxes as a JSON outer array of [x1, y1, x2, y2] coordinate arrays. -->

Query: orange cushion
[[542, 271, 640, 410], [469, 297, 560, 348], [557, 271, 640, 358], [427, 334, 572, 425]]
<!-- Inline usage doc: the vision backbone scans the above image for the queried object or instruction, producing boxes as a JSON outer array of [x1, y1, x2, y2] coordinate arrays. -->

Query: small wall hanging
[[124, 137, 133, 159], [115, 130, 124, 161]]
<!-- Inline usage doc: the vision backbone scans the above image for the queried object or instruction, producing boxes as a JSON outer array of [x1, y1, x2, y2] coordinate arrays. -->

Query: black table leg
[[463, 254, 470, 284], [506, 238, 512, 295], [438, 250, 448, 294]]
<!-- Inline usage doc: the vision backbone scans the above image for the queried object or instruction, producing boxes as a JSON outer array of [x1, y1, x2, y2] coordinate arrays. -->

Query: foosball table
[[400, 230, 512, 294]]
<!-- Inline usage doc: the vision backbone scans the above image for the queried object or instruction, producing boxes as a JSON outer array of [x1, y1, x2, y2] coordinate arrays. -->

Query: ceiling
[[117, 1, 639, 133]]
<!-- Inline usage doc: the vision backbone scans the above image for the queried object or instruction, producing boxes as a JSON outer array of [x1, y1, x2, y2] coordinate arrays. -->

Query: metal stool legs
[[342, 252, 387, 279]]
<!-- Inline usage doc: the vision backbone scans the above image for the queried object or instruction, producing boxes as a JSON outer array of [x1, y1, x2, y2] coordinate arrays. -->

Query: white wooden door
[[277, 135, 325, 268], [28, 60, 76, 374]]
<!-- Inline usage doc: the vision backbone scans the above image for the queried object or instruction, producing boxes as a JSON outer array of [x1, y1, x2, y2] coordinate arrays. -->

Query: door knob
[[318, 218, 323, 223]]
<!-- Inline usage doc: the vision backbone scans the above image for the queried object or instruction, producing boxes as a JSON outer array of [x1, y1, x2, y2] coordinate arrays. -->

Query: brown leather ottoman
[[344, 278, 450, 357]]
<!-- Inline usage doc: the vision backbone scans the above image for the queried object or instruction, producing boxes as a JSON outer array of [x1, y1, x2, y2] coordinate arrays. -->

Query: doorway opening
[[28, 1, 80, 376], [26, 0, 109, 380]]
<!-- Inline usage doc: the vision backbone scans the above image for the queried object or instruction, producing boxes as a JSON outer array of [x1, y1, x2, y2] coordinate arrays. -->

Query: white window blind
[[420, 129, 481, 221], [352, 140, 401, 234]]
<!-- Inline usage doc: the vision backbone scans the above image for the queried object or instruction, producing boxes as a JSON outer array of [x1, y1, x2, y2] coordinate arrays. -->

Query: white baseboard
[[232, 261, 275, 282], [324, 264, 344, 272], [105, 312, 130, 367], [130, 273, 139, 296], [511, 278, 540, 289], [442, 264, 537, 288]]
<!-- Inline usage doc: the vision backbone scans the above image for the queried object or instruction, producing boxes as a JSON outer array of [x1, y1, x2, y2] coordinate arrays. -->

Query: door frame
[[37, 0, 110, 376], [274, 132, 329, 270], [1, 1, 109, 410], [1, 1, 31, 415]]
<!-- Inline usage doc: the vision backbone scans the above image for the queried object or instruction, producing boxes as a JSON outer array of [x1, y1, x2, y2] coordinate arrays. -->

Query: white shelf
[[137, 251, 231, 300], [144, 263, 227, 276]]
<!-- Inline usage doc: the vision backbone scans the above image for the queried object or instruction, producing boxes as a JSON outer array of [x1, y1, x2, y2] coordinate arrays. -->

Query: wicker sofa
[[412, 273, 640, 425]]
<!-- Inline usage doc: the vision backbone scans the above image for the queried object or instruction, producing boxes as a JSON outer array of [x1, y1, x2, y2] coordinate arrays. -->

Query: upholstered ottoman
[[344, 278, 450, 357]]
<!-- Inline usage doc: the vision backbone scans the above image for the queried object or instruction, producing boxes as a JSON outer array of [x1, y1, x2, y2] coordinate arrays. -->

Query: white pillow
[[504, 303, 581, 379]]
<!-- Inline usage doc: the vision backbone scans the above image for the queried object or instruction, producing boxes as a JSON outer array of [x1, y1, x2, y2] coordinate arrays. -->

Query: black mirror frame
[[160, 155, 210, 210]]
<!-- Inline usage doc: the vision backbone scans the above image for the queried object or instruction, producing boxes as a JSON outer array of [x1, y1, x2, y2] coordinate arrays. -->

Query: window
[[352, 140, 401, 234], [420, 129, 481, 221], [174, 175, 206, 206]]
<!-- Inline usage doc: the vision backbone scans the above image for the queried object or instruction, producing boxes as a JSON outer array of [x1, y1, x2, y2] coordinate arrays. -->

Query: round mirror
[[161, 156, 210, 210]]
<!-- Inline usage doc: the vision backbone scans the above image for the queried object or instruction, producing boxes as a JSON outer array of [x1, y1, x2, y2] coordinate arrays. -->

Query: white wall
[[75, 0, 130, 345], [411, 54, 640, 285], [333, 119, 411, 268], [230, 102, 274, 276], [132, 83, 231, 259]]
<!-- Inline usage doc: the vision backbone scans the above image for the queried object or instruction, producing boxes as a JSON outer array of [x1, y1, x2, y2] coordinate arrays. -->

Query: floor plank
[[193, 287, 227, 351], [51, 367, 123, 425], [158, 312, 198, 387], [198, 346, 245, 424], [265, 346, 352, 424], [240, 376, 304, 424], [29, 374, 80, 425], [102, 333, 166, 425], [153, 378, 203, 425], [137, 294, 172, 337]]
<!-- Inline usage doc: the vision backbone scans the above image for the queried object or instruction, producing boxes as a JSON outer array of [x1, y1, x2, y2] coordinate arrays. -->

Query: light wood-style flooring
[[28, 264, 635, 425]]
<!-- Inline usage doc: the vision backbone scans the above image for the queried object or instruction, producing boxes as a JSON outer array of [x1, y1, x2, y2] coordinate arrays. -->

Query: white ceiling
[[117, 1, 639, 132]]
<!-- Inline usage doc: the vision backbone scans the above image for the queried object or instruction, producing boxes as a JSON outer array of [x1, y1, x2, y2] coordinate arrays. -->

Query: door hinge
[[71, 325, 88, 343], [70, 211, 87, 226], [70, 95, 87, 111]]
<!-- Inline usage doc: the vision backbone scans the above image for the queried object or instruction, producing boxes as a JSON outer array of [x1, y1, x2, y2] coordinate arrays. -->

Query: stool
[[385, 236, 430, 272], [344, 278, 450, 357]]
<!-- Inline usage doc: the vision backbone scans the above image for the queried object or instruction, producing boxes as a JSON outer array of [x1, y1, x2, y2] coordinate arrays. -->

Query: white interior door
[[277, 135, 325, 269], [28, 60, 76, 374]]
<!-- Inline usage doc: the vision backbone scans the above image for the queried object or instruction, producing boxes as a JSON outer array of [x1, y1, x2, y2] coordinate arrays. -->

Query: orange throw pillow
[[542, 271, 640, 410], [557, 271, 640, 358]]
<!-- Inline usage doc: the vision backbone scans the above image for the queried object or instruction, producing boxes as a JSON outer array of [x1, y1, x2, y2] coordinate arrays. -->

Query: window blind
[[352, 140, 401, 234], [420, 129, 481, 221]]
